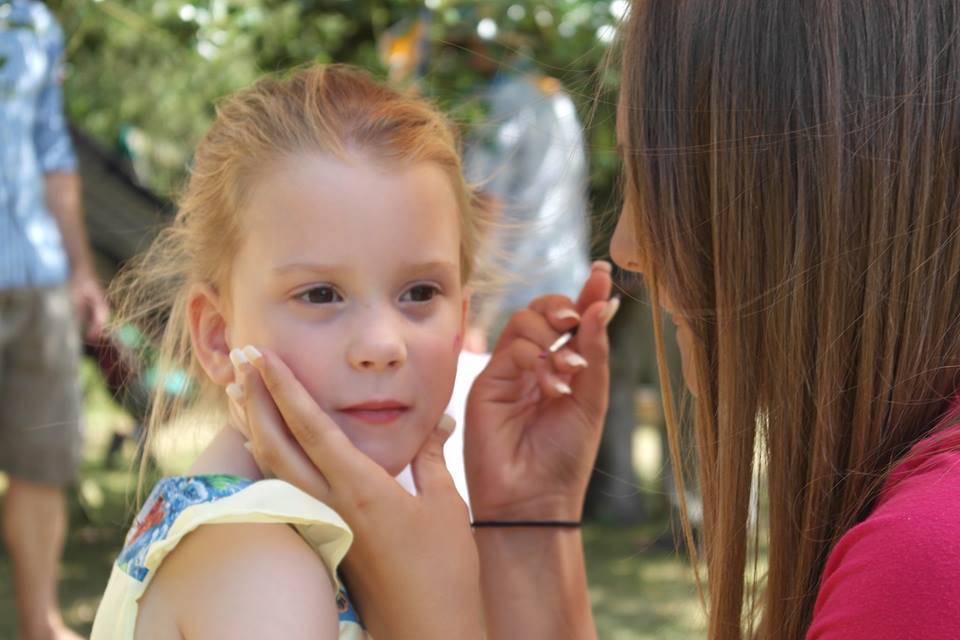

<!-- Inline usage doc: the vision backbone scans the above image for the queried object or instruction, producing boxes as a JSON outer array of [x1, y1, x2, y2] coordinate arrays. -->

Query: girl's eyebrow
[[272, 261, 342, 275], [272, 260, 458, 276], [401, 260, 458, 276]]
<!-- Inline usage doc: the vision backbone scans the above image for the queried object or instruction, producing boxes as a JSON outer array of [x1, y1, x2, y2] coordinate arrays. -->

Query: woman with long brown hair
[[235, 1, 960, 638]]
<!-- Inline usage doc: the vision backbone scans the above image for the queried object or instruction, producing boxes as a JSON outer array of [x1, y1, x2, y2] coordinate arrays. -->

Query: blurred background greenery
[[48, 0, 623, 209]]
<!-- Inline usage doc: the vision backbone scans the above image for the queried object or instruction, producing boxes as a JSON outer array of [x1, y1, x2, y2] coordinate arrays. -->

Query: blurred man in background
[[1, 2, 107, 638]]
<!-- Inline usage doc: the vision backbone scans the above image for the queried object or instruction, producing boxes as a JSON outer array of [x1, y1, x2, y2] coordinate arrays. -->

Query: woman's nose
[[610, 204, 646, 274]]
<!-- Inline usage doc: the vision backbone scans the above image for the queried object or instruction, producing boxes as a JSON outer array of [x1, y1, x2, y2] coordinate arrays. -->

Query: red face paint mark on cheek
[[453, 333, 462, 353]]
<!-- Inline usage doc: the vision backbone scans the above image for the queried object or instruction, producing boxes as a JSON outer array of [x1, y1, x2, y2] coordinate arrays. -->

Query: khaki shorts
[[0, 285, 82, 486]]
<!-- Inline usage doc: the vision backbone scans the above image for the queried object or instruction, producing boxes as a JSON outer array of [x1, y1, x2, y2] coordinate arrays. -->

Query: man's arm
[[44, 171, 107, 338], [44, 171, 93, 277], [476, 528, 596, 640], [35, 15, 107, 337]]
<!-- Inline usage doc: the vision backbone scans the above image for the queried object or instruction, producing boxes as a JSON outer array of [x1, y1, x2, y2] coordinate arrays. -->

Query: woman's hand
[[232, 348, 484, 639], [465, 263, 617, 521]]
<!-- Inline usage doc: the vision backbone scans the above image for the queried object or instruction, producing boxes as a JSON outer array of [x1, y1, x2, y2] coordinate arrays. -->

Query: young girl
[[90, 63, 600, 639]]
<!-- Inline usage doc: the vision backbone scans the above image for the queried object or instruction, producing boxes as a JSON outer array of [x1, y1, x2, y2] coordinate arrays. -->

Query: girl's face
[[226, 153, 466, 475]]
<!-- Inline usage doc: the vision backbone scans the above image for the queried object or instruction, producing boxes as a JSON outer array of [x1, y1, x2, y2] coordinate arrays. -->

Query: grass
[[0, 360, 706, 639], [586, 524, 706, 639]]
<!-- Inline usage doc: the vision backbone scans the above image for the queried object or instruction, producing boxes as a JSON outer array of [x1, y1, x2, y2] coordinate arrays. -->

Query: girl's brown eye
[[300, 286, 341, 304], [402, 285, 439, 303]]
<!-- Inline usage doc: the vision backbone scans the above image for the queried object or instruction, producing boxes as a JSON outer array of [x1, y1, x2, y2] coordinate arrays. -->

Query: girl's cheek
[[286, 355, 336, 406], [270, 328, 338, 398], [423, 334, 461, 383]]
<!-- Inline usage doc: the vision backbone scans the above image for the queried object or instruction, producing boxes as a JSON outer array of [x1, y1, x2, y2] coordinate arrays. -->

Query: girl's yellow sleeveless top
[[91, 474, 368, 639]]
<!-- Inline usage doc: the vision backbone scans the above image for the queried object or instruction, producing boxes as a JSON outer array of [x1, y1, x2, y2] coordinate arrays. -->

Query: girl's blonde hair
[[110, 64, 481, 491]]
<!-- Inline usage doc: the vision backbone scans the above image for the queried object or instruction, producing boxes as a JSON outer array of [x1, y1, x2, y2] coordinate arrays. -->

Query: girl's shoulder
[[93, 475, 365, 639], [136, 520, 341, 639]]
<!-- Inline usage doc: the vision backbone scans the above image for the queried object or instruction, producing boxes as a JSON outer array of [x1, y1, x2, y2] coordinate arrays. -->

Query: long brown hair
[[619, 2, 960, 637]]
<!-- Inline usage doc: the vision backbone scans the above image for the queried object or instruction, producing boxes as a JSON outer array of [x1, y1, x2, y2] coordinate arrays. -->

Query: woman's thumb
[[411, 414, 457, 495]]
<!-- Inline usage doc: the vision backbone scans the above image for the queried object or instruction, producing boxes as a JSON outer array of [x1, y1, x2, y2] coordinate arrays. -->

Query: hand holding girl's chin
[[229, 346, 485, 638]]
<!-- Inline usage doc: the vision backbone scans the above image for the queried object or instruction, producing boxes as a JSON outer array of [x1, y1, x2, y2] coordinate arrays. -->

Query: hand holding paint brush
[[464, 261, 620, 524]]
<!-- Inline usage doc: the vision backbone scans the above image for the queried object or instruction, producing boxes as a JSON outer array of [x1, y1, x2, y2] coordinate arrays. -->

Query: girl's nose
[[346, 316, 407, 372]]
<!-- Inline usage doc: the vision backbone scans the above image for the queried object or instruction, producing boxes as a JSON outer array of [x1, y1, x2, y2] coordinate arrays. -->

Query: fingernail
[[437, 414, 456, 434], [591, 260, 613, 273], [553, 380, 573, 395], [562, 352, 588, 368], [242, 441, 254, 454], [225, 382, 244, 399], [601, 296, 621, 327], [552, 309, 581, 322], [548, 331, 574, 353], [229, 348, 248, 367], [241, 345, 263, 362]]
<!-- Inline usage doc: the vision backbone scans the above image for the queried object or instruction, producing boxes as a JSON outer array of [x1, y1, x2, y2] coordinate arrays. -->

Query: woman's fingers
[[550, 348, 590, 375], [498, 260, 614, 365], [411, 415, 460, 498], [568, 296, 617, 415], [233, 346, 382, 496], [576, 260, 614, 311], [481, 334, 575, 400], [237, 360, 332, 500], [478, 280, 612, 408], [492, 305, 574, 354]]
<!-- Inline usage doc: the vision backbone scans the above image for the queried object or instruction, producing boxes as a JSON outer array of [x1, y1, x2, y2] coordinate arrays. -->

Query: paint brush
[[546, 293, 621, 354]]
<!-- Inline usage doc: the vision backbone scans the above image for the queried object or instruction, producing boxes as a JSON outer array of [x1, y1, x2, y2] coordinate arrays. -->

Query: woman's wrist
[[470, 492, 587, 524], [471, 519, 581, 529], [475, 526, 595, 640]]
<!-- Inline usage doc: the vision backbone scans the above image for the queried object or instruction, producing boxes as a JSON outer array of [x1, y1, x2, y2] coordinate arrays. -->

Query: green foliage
[[49, 1, 622, 214]]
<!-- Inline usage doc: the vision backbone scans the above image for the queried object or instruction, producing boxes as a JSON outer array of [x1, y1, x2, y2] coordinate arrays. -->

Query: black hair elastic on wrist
[[470, 520, 582, 529]]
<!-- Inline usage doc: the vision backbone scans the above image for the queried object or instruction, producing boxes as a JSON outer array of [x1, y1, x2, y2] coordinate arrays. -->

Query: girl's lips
[[339, 401, 410, 425], [339, 408, 409, 425]]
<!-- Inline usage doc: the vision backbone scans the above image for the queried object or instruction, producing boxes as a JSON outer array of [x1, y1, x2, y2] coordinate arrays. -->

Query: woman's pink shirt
[[807, 415, 960, 639]]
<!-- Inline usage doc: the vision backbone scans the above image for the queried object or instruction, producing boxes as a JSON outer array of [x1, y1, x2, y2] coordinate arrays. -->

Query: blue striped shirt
[[0, 0, 76, 290]]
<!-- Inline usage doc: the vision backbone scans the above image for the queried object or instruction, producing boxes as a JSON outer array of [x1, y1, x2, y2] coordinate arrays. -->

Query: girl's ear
[[187, 283, 234, 386]]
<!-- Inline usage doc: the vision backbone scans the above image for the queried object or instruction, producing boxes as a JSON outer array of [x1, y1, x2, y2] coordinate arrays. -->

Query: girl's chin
[[339, 434, 415, 476], [335, 414, 442, 472]]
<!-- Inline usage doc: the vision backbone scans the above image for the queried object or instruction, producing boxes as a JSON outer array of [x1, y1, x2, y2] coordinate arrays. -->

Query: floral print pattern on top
[[118, 474, 252, 582], [336, 585, 361, 624]]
